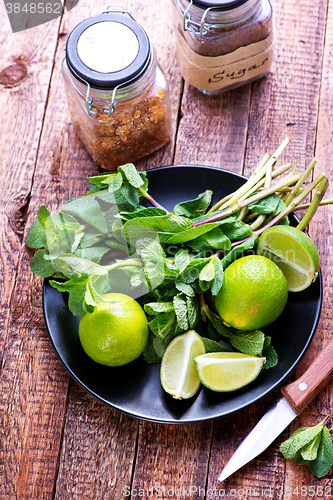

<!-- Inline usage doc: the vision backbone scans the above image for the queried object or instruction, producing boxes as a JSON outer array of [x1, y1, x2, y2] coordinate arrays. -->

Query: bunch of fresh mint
[[26, 163, 281, 366], [280, 416, 333, 478]]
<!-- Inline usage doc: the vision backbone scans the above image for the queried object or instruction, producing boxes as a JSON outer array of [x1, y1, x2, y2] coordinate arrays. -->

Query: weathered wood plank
[[54, 383, 139, 500], [131, 421, 212, 497], [174, 83, 252, 171], [0, 5, 67, 498], [243, 0, 327, 174], [127, 0, 183, 171], [281, 0, 333, 495], [0, 5, 63, 353], [205, 0, 329, 497]]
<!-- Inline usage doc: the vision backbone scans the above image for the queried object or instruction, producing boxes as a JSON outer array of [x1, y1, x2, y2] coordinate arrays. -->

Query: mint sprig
[[280, 416, 333, 478]]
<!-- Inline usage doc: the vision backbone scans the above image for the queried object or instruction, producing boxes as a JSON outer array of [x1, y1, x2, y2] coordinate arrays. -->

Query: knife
[[218, 337, 333, 482]]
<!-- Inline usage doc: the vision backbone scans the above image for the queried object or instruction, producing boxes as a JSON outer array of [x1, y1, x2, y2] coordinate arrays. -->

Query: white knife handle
[[281, 337, 333, 414]]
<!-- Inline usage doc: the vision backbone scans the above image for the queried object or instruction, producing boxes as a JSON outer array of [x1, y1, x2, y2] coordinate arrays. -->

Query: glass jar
[[62, 8, 172, 170], [171, 0, 274, 94]]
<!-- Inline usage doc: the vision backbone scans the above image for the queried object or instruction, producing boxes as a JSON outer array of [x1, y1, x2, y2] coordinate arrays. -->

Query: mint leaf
[[202, 338, 233, 353], [54, 254, 109, 277], [50, 275, 89, 292], [181, 257, 212, 283], [144, 302, 174, 315], [62, 196, 109, 235], [74, 245, 110, 263], [248, 193, 281, 215], [26, 219, 46, 249], [148, 311, 177, 338], [281, 419, 333, 479], [219, 219, 253, 242], [175, 280, 195, 297], [124, 214, 192, 241], [300, 433, 322, 461], [68, 287, 86, 315], [173, 190, 213, 218], [262, 341, 278, 369], [174, 248, 192, 273], [88, 171, 123, 192], [30, 249, 55, 278], [186, 295, 199, 329], [119, 207, 167, 221], [210, 257, 224, 296], [37, 205, 51, 228], [230, 330, 265, 356], [114, 183, 141, 211], [280, 422, 324, 459], [199, 257, 216, 291], [187, 227, 231, 253], [118, 163, 144, 188], [173, 294, 189, 331], [165, 222, 221, 245], [309, 426, 333, 478]]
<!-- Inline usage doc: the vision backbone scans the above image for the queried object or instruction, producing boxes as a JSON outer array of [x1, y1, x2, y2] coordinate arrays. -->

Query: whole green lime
[[215, 255, 288, 331], [79, 293, 148, 366]]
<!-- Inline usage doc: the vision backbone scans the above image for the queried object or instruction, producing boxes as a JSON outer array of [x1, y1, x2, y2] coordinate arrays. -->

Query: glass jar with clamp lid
[[171, 0, 274, 94], [62, 7, 172, 169]]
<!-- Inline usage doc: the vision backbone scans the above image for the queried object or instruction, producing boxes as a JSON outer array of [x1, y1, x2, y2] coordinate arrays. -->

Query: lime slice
[[194, 352, 266, 392], [256, 225, 320, 292], [160, 330, 206, 399]]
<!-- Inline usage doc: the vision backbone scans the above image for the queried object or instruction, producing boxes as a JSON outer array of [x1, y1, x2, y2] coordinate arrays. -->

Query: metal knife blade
[[218, 337, 333, 482], [218, 398, 296, 482]]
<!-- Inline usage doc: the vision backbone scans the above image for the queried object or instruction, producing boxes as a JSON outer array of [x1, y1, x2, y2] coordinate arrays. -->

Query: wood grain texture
[[0, 10, 63, 354], [54, 383, 138, 500], [174, 83, 251, 170], [0, 7, 67, 499], [281, 0, 333, 494], [131, 421, 212, 497], [243, 0, 327, 176]]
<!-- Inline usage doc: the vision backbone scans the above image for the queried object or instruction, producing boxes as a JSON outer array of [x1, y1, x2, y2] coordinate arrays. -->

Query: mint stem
[[230, 173, 327, 248], [192, 174, 300, 227], [106, 258, 142, 272], [284, 158, 317, 206], [139, 187, 170, 213], [297, 177, 329, 231], [323, 415, 331, 426]]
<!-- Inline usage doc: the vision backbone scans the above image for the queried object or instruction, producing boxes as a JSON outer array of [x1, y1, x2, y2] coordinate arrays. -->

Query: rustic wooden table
[[1, 0, 332, 498]]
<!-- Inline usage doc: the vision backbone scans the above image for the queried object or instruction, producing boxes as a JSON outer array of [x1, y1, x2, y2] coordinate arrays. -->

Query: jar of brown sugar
[[171, 0, 274, 94], [62, 8, 172, 170]]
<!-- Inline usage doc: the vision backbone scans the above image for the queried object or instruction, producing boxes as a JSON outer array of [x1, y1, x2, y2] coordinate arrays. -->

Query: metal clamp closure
[[69, 53, 151, 117], [183, 0, 217, 37], [102, 4, 136, 21]]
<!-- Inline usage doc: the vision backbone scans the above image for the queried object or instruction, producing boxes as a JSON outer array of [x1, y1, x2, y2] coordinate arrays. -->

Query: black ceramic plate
[[43, 166, 322, 424]]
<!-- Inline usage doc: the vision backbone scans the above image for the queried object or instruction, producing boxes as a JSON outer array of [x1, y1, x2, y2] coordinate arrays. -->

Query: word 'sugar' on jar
[[62, 8, 172, 170], [171, 0, 274, 94]]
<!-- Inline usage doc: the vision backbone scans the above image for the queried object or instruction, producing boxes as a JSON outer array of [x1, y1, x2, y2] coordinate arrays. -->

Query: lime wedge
[[194, 352, 266, 392], [160, 330, 206, 399], [256, 225, 320, 292]]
